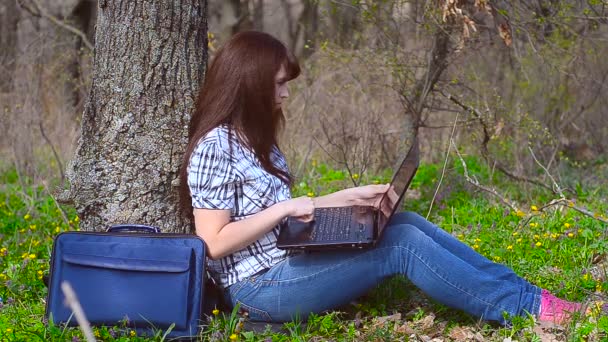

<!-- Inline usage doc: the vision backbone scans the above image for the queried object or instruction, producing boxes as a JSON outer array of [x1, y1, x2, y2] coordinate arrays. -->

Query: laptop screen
[[377, 139, 419, 233]]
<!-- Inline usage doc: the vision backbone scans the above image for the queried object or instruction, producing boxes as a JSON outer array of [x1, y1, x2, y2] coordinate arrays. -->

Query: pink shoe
[[538, 289, 583, 324]]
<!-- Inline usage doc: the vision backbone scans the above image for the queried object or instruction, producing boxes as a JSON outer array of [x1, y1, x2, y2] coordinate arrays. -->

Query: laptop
[[276, 138, 420, 250]]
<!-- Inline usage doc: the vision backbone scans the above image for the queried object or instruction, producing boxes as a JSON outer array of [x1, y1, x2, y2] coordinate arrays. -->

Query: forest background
[[1, 0, 608, 341]]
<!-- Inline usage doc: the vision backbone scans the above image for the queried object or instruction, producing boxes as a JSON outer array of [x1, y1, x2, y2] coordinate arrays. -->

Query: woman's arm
[[194, 196, 314, 259], [313, 184, 390, 208]]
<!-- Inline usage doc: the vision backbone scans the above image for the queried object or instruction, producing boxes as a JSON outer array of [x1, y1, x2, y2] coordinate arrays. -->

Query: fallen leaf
[[420, 313, 436, 330], [449, 326, 474, 341], [372, 313, 402, 328], [394, 322, 415, 334]]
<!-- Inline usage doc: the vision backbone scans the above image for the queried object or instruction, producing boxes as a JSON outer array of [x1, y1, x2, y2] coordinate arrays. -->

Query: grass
[[0, 156, 607, 341]]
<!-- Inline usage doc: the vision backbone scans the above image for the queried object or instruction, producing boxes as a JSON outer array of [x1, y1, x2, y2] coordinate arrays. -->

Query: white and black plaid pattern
[[187, 125, 291, 287]]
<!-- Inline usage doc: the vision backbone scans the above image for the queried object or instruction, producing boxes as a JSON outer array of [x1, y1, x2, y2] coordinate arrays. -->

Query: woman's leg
[[225, 222, 540, 324], [389, 212, 534, 285]]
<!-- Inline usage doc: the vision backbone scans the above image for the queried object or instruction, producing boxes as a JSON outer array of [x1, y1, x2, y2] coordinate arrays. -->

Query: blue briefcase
[[45, 224, 207, 339]]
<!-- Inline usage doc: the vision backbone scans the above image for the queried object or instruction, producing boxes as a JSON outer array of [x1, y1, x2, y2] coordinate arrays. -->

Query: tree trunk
[[61, 0, 208, 233], [0, 0, 20, 93]]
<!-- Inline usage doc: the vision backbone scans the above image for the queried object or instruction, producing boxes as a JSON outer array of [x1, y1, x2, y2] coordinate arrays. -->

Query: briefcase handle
[[107, 224, 161, 234]]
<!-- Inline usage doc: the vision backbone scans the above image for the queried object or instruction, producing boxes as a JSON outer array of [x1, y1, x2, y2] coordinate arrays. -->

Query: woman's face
[[274, 64, 289, 110]]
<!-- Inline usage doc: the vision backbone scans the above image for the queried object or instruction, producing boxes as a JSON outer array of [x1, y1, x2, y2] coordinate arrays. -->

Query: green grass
[[1, 157, 607, 341]]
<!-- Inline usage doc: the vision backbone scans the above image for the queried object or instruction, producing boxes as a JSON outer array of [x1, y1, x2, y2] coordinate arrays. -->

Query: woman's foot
[[538, 289, 583, 324]]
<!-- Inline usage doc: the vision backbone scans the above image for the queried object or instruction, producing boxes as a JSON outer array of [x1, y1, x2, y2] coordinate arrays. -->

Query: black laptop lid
[[377, 138, 420, 233]]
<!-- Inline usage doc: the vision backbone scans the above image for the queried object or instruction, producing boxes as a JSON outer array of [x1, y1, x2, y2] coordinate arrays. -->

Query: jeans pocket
[[236, 300, 272, 322]]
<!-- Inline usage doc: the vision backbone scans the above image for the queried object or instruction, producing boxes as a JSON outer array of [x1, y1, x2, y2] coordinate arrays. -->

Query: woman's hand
[[347, 184, 390, 207], [282, 196, 315, 222]]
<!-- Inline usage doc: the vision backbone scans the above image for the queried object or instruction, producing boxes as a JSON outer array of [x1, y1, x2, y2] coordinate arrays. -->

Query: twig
[[61, 282, 96, 342], [528, 146, 564, 198], [426, 112, 459, 219], [451, 139, 520, 212], [17, 0, 94, 51], [39, 122, 65, 182], [549, 198, 608, 224]]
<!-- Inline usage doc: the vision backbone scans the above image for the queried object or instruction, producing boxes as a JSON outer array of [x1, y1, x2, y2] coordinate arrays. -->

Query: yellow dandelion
[[516, 238, 522, 243], [596, 283, 603, 292], [529, 222, 538, 228], [21, 252, 28, 259], [457, 234, 464, 240], [474, 238, 482, 243], [212, 308, 220, 316], [551, 233, 558, 239], [6, 328, 12, 333], [493, 256, 501, 262], [29, 253, 36, 259], [473, 244, 479, 250], [568, 233, 574, 238], [563, 222, 571, 228], [37, 270, 43, 275], [29, 224, 36, 230], [352, 173, 359, 180], [230, 334, 238, 341], [0, 274, 7, 280], [531, 205, 539, 211], [130, 330, 136, 337], [307, 192, 314, 197], [507, 245, 513, 250], [512, 232, 519, 236], [74, 216, 80, 223], [515, 210, 525, 218], [583, 274, 591, 281], [0, 247, 7, 256], [23, 214, 30, 220], [94, 330, 100, 338], [535, 242, 542, 247], [533, 234, 540, 240], [567, 201, 575, 207]]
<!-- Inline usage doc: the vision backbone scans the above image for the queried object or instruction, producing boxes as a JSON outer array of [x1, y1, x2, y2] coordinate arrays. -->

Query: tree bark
[[61, 0, 208, 233]]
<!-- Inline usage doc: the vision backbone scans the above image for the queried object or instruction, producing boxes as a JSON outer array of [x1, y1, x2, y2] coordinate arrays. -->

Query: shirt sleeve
[[187, 141, 236, 210]]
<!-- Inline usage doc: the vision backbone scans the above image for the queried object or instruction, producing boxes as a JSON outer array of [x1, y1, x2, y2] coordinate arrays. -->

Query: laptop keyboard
[[311, 207, 354, 241]]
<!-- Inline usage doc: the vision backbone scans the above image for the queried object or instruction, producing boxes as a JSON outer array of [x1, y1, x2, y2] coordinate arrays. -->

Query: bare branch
[[537, 198, 608, 224], [440, 90, 556, 193], [17, 0, 94, 51], [451, 139, 520, 212], [528, 146, 564, 198]]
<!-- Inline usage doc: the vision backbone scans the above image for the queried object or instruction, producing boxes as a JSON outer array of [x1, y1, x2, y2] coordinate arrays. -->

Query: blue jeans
[[224, 212, 541, 324]]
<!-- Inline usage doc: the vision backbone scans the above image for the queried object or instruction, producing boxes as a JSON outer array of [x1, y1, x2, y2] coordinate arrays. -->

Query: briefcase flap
[[46, 232, 206, 338]]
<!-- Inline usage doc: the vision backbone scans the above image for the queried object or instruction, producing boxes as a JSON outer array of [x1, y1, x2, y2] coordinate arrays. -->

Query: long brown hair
[[179, 31, 301, 219]]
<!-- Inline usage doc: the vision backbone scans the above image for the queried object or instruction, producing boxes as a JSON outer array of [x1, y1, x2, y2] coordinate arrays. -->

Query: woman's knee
[[380, 223, 428, 248], [389, 211, 425, 225]]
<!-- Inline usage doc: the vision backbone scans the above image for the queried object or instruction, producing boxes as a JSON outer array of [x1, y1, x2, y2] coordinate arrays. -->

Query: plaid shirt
[[187, 125, 291, 287]]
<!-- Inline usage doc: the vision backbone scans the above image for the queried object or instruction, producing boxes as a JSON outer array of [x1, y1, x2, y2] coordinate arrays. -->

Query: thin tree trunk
[[61, 0, 208, 233], [0, 0, 20, 92]]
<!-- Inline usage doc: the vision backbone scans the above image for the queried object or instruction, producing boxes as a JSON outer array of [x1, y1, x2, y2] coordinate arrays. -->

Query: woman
[[179, 31, 586, 325]]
